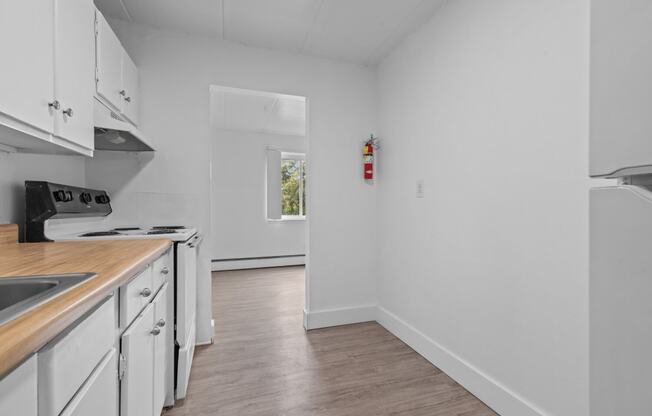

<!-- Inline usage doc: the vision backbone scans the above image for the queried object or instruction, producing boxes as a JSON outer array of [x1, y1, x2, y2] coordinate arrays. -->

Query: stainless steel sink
[[0, 273, 96, 325]]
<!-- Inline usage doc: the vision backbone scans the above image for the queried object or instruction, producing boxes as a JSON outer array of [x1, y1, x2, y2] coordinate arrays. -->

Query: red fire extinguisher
[[363, 134, 379, 181]]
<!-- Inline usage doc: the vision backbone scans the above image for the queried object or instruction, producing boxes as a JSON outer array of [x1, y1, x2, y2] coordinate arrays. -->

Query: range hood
[[94, 99, 154, 152]]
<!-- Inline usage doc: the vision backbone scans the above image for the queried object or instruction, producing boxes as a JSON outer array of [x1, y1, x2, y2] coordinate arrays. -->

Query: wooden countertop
[[0, 233, 172, 376]]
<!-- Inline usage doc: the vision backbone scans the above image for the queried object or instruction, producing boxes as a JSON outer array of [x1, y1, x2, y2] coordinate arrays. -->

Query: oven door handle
[[188, 233, 203, 248]]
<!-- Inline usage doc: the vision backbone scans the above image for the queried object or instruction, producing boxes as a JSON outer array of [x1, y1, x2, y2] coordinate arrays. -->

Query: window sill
[[268, 216, 307, 222]]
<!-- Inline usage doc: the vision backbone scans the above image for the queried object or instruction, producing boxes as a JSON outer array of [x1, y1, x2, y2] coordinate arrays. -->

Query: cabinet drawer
[[60, 348, 117, 416], [152, 250, 172, 295], [38, 296, 115, 416], [120, 266, 153, 328]]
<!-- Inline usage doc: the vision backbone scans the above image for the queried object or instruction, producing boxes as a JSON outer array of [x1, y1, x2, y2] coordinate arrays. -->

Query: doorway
[[208, 85, 309, 313]]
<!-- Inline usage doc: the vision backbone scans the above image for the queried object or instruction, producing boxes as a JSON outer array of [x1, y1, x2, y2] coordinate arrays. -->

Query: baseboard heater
[[212, 254, 305, 271]]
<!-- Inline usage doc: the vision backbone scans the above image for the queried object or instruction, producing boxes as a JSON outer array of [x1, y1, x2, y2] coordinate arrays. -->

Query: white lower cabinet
[[121, 282, 170, 416], [121, 302, 155, 416], [0, 250, 173, 416], [154, 283, 172, 412], [60, 349, 118, 416], [39, 296, 116, 416], [0, 355, 37, 416]]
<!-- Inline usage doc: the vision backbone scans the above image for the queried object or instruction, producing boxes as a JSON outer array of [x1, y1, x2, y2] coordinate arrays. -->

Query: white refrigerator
[[590, 0, 652, 414]]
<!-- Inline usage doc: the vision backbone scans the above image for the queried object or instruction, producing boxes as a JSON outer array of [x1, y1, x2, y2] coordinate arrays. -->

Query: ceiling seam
[[299, 0, 325, 54], [118, 0, 133, 21], [361, 0, 429, 65]]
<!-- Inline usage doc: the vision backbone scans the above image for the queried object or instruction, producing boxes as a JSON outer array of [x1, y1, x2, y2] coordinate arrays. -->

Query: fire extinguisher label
[[364, 163, 373, 180]]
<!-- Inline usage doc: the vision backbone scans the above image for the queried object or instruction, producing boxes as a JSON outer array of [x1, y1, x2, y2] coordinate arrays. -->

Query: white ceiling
[[211, 86, 307, 136], [94, 0, 446, 65]]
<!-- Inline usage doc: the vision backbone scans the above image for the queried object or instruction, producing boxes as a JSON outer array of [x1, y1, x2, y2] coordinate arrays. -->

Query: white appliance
[[24, 181, 201, 403], [590, 1, 652, 414]]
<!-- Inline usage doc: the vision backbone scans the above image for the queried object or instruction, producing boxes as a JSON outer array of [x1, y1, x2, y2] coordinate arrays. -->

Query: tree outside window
[[281, 157, 306, 218]]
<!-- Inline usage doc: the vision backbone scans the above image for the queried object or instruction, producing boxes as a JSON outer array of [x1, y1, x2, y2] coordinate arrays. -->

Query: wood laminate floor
[[165, 266, 498, 416]]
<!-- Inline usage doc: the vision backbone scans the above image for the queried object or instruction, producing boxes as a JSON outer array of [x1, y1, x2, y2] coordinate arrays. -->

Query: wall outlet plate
[[416, 179, 425, 198]]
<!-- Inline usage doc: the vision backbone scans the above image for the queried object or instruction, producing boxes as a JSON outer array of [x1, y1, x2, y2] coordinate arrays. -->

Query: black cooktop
[[113, 227, 141, 231], [80, 231, 121, 237], [147, 230, 178, 235], [152, 226, 186, 230]]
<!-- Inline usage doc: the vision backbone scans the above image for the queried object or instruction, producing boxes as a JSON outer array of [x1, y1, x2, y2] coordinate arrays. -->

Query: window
[[281, 155, 306, 219], [266, 149, 306, 221]]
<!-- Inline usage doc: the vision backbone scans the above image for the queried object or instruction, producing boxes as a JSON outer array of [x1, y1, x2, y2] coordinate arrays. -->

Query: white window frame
[[280, 152, 306, 221]]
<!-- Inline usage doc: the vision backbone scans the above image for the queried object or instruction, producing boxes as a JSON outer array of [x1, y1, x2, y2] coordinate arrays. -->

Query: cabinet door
[[60, 349, 117, 416], [153, 283, 170, 415], [0, 0, 54, 134], [53, 0, 95, 150], [95, 10, 124, 112], [121, 303, 154, 416], [0, 355, 37, 416], [121, 52, 139, 125]]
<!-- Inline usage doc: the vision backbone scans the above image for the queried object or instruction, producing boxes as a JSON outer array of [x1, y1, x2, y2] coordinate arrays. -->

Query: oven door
[[175, 233, 202, 399]]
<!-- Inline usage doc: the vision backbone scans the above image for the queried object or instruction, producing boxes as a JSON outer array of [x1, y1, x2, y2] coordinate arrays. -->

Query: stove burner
[[80, 231, 121, 237], [147, 230, 178, 235], [113, 227, 141, 231], [152, 226, 186, 230]]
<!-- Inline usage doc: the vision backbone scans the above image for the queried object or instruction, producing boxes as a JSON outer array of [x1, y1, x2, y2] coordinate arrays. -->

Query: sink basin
[[0, 273, 96, 325]]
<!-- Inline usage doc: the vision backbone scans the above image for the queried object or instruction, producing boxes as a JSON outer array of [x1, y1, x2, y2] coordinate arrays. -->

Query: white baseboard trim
[[212, 255, 305, 271], [304, 305, 377, 330], [377, 306, 547, 416]]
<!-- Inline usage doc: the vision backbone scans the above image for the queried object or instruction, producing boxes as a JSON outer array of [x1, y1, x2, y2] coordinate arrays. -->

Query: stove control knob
[[80, 192, 92, 204], [95, 194, 111, 204], [53, 190, 66, 202], [64, 191, 74, 202]]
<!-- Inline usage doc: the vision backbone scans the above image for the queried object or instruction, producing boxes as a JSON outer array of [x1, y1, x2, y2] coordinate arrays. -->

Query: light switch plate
[[416, 179, 425, 198]]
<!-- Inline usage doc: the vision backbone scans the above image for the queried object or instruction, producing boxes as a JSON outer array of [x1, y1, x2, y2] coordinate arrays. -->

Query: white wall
[[85, 20, 378, 337], [377, 1, 589, 415], [0, 152, 85, 235], [211, 129, 305, 260]]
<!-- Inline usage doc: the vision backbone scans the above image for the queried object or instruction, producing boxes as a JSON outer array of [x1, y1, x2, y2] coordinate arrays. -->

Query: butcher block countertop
[[0, 224, 172, 377]]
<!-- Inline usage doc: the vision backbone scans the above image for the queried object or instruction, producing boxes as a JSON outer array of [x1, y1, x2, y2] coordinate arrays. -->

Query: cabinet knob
[[48, 100, 60, 110], [140, 287, 152, 297], [150, 327, 161, 336], [119, 89, 126, 96], [161, 267, 169, 275], [157, 319, 166, 327], [63, 108, 73, 117], [124, 96, 132, 103]]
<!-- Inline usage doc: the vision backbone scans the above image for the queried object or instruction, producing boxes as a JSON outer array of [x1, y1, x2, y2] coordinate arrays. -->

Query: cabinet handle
[[157, 319, 166, 327], [161, 267, 169, 275], [150, 327, 161, 336], [63, 108, 73, 117], [124, 96, 132, 103], [119, 89, 126, 96], [140, 287, 152, 297], [48, 100, 60, 110]]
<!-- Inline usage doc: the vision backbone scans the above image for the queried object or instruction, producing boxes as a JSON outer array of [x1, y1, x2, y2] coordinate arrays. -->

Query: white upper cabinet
[[54, 0, 95, 150], [0, 0, 94, 156], [591, 0, 652, 177], [0, 0, 55, 136], [121, 52, 139, 125], [95, 11, 124, 114], [95, 9, 140, 126]]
